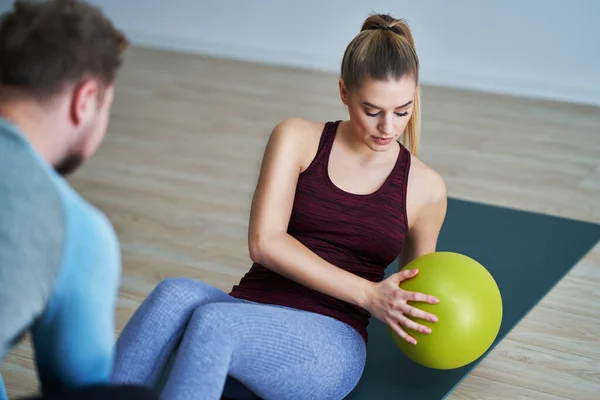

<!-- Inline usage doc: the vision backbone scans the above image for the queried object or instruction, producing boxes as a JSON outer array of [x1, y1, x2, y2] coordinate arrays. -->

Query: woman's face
[[340, 75, 416, 153]]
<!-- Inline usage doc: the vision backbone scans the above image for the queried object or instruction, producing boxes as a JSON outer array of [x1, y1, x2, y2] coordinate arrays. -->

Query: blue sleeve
[[30, 194, 121, 393]]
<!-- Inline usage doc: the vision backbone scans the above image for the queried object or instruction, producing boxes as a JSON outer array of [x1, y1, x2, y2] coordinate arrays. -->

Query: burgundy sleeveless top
[[229, 120, 411, 343]]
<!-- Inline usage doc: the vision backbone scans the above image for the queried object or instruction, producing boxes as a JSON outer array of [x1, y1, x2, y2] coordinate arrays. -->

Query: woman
[[111, 13, 447, 400]]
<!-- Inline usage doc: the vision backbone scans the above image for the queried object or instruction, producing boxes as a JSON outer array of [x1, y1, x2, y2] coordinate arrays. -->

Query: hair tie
[[376, 25, 394, 31]]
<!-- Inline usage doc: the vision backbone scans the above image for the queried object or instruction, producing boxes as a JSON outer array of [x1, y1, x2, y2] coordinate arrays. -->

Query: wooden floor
[[1, 46, 599, 399]]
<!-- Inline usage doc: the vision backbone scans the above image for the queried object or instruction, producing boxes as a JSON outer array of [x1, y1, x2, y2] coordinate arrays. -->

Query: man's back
[[0, 117, 121, 395], [0, 117, 65, 357]]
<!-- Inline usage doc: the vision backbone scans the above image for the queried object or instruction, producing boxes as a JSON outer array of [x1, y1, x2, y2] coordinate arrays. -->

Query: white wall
[[0, 0, 10, 13], [2, 0, 599, 105]]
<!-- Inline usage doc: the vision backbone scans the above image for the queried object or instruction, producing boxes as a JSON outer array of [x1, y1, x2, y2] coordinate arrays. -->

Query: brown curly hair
[[0, 0, 129, 101]]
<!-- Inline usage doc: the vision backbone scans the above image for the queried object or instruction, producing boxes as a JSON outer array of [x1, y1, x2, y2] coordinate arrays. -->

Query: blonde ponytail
[[404, 86, 420, 156]]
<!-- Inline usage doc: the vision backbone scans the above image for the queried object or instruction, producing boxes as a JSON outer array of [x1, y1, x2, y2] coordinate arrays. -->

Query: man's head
[[0, 0, 128, 175]]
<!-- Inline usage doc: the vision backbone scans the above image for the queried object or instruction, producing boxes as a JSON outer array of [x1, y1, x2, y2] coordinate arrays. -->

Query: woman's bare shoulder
[[271, 117, 325, 139], [268, 117, 327, 171], [406, 154, 447, 229], [409, 155, 447, 204]]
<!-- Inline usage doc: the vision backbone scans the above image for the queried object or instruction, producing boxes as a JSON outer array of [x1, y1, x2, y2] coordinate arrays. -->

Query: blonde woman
[[112, 13, 447, 400]]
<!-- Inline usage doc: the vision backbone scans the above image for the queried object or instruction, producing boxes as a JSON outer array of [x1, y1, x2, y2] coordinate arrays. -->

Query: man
[[0, 1, 151, 399]]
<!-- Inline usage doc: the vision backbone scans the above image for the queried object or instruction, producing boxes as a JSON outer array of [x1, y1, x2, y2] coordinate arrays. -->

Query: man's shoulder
[[0, 122, 116, 251], [0, 128, 67, 299], [56, 187, 122, 297], [55, 177, 120, 265], [0, 125, 119, 276], [0, 128, 66, 262]]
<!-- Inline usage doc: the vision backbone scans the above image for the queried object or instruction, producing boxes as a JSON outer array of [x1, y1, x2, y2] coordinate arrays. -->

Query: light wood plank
[[1, 46, 599, 399]]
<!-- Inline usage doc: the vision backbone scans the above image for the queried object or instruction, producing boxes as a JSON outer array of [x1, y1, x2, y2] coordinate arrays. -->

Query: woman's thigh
[[195, 301, 367, 400]]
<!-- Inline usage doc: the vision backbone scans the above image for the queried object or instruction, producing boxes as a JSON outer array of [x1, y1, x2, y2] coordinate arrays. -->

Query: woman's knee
[[272, 323, 366, 399], [284, 352, 365, 400], [186, 303, 239, 338], [148, 278, 226, 307]]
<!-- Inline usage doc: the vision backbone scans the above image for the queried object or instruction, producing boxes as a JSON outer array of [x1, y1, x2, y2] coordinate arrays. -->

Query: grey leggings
[[110, 278, 367, 400]]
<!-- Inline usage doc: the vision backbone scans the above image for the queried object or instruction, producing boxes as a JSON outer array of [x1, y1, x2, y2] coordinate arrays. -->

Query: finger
[[389, 320, 417, 345], [401, 303, 438, 323], [398, 315, 432, 335], [395, 269, 419, 283], [404, 290, 439, 304]]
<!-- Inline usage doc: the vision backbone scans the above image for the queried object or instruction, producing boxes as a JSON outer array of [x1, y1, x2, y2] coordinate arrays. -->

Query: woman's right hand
[[363, 268, 439, 344]]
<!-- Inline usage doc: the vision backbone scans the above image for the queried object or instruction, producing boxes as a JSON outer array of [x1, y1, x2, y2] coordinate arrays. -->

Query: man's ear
[[70, 80, 99, 126]]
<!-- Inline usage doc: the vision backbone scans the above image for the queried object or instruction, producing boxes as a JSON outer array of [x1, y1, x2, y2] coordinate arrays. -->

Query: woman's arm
[[399, 164, 448, 269], [248, 118, 374, 309]]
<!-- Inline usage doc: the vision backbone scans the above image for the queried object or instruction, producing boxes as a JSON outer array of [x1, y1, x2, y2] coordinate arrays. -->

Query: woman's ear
[[338, 79, 349, 106]]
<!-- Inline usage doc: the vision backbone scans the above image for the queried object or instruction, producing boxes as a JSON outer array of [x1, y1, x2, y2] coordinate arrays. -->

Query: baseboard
[[420, 66, 600, 107], [126, 29, 341, 74], [126, 29, 600, 107]]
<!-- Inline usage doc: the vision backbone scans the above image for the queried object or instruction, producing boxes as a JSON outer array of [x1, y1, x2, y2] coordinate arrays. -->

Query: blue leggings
[[110, 278, 367, 400]]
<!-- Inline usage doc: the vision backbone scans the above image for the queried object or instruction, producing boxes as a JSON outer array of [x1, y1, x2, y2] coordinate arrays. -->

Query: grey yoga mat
[[344, 197, 600, 399]]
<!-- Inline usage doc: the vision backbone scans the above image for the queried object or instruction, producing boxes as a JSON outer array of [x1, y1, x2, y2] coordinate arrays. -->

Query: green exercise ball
[[389, 251, 503, 370]]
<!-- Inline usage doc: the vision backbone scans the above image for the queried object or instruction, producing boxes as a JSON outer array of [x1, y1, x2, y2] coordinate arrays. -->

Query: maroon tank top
[[229, 120, 411, 343]]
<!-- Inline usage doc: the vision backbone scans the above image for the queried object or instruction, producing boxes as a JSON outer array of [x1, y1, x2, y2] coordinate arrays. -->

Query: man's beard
[[54, 127, 92, 176], [54, 151, 84, 176]]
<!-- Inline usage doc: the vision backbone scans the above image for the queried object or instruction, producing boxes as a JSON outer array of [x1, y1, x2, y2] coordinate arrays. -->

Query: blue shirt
[[0, 117, 121, 395]]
